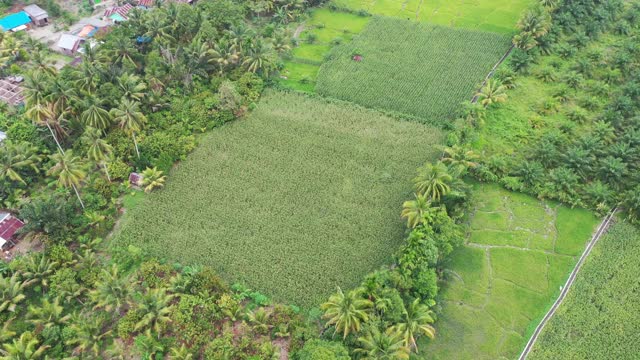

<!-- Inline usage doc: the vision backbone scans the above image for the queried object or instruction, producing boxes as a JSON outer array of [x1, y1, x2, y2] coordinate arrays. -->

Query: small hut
[[23, 4, 48, 27], [0, 212, 24, 249]]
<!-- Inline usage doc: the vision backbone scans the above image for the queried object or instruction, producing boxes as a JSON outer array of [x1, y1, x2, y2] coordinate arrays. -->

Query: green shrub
[[296, 339, 350, 360]]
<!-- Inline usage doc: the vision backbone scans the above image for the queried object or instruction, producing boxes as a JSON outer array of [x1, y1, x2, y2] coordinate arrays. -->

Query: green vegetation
[[316, 17, 511, 123], [529, 221, 640, 359], [114, 90, 444, 306], [460, 1, 640, 221], [330, 0, 534, 33], [422, 183, 599, 359], [279, 8, 371, 91]]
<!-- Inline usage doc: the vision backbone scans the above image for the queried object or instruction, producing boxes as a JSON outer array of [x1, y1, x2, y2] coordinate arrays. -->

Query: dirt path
[[518, 208, 618, 360], [293, 24, 305, 39]]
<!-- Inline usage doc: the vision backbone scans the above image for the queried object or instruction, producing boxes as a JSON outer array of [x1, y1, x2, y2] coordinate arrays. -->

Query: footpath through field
[[518, 209, 618, 359]]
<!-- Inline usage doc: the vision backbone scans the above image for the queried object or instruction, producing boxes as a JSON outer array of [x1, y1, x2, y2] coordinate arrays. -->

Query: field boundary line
[[471, 44, 515, 103], [518, 208, 618, 360]]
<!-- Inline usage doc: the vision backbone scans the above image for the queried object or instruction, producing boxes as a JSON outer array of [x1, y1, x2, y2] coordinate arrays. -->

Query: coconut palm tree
[[47, 151, 88, 209], [243, 38, 275, 75], [135, 329, 164, 359], [0, 273, 34, 314], [396, 299, 436, 352], [0, 331, 49, 359], [81, 95, 112, 131], [516, 6, 551, 38], [81, 127, 114, 182], [27, 297, 70, 330], [413, 161, 453, 202], [321, 287, 372, 339], [476, 80, 507, 108], [118, 73, 147, 102], [110, 98, 147, 158], [355, 326, 410, 360], [106, 36, 138, 67], [89, 265, 131, 313], [141, 167, 166, 193], [25, 102, 67, 155], [22, 71, 51, 107], [0, 141, 42, 185], [134, 288, 174, 337], [401, 194, 432, 228]]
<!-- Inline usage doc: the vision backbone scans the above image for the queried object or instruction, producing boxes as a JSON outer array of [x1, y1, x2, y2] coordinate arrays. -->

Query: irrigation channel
[[518, 208, 618, 359]]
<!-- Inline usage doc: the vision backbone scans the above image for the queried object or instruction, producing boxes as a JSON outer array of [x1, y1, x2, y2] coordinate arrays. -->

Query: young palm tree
[[89, 264, 131, 313], [0, 141, 42, 185], [81, 127, 114, 182], [66, 314, 111, 358], [141, 167, 166, 193], [355, 326, 410, 360], [442, 145, 479, 176], [81, 95, 112, 131], [134, 288, 174, 337], [246, 307, 271, 334], [413, 162, 453, 202], [27, 297, 70, 330], [22, 253, 57, 291], [396, 299, 436, 353], [135, 329, 164, 359], [168, 344, 193, 360], [47, 151, 88, 209], [475, 79, 507, 108], [110, 99, 147, 158], [0, 318, 15, 342], [321, 287, 372, 339], [0, 331, 49, 359], [401, 194, 432, 228], [0, 272, 34, 313]]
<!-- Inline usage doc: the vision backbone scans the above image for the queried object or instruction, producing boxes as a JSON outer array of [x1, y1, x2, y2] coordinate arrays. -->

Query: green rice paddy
[[422, 183, 599, 359]]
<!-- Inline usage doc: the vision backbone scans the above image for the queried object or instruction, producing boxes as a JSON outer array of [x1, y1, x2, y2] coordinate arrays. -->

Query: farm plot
[[113, 90, 444, 307], [422, 183, 599, 359], [279, 9, 370, 92], [331, 0, 534, 34], [315, 17, 511, 123], [529, 221, 640, 360]]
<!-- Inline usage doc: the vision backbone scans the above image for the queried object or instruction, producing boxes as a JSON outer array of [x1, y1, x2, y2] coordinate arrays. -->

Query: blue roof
[[0, 12, 31, 31]]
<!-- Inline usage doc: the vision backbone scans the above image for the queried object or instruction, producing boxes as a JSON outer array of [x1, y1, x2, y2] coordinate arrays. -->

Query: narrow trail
[[518, 208, 618, 360], [293, 23, 305, 40], [471, 44, 515, 103]]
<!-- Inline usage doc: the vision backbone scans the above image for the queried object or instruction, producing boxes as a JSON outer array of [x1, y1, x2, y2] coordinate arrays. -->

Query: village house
[[23, 4, 48, 27], [0, 212, 24, 250], [0, 11, 31, 32]]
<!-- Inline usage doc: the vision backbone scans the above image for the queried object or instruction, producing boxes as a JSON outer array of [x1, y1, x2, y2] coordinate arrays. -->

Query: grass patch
[[529, 222, 640, 359], [278, 8, 371, 92], [423, 183, 598, 359], [315, 17, 511, 123], [113, 90, 444, 307], [332, 0, 534, 34]]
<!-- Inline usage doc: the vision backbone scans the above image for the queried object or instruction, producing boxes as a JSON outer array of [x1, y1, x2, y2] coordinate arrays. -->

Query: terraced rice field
[[422, 183, 599, 359]]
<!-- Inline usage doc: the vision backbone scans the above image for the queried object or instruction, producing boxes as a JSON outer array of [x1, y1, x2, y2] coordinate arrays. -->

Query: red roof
[[138, 0, 154, 6], [129, 172, 143, 186], [104, 3, 134, 20], [0, 214, 24, 241]]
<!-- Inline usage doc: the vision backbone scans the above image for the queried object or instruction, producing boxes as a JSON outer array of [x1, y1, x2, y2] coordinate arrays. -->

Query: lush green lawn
[[331, 0, 534, 33], [529, 221, 640, 359], [279, 9, 371, 92], [422, 183, 599, 359], [316, 17, 511, 123], [113, 90, 444, 307]]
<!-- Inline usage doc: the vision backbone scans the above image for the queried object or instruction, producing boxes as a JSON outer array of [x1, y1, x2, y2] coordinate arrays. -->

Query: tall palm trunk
[[46, 122, 65, 155], [102, 162, 111, 182], [72, 184, 85, 209], [132, 132, 140, 158]]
